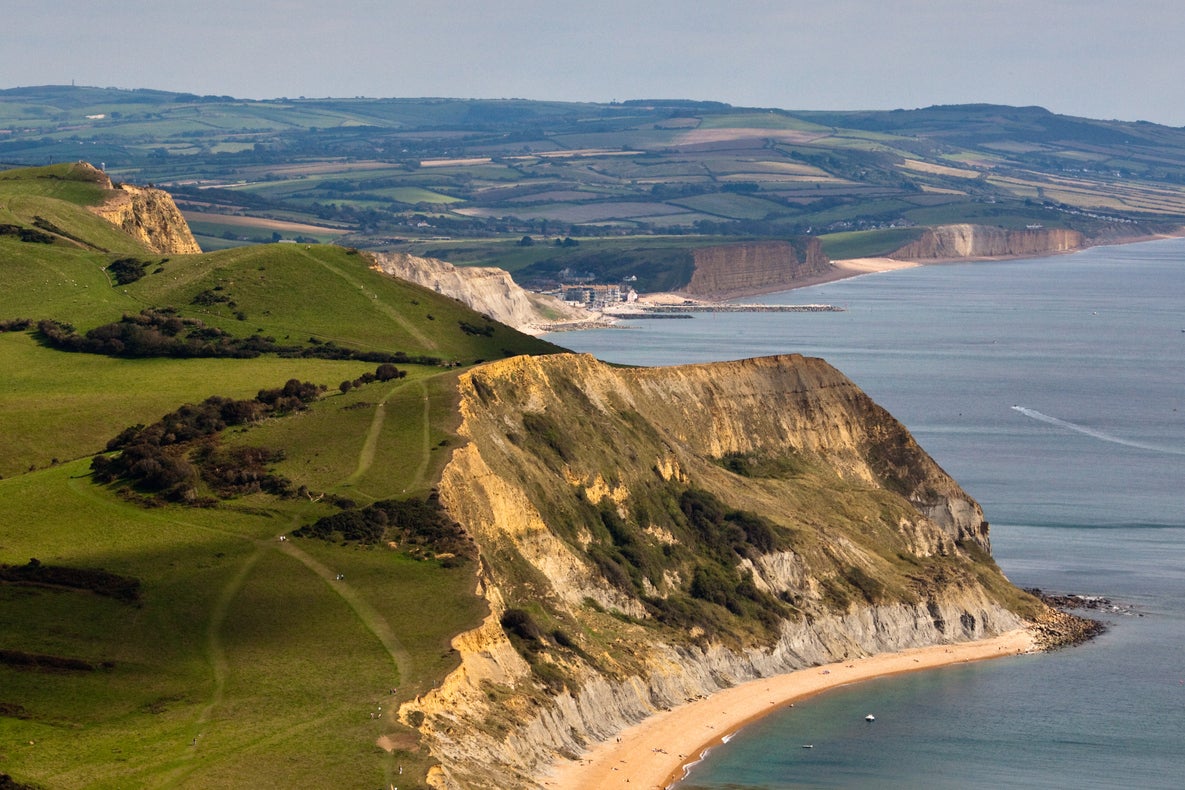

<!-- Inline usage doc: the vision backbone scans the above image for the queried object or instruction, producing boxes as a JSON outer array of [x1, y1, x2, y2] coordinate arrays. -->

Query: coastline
[[627, 230, 1185, 307], [534, 231, 1185, 333], [543, 628, 1036, 790]]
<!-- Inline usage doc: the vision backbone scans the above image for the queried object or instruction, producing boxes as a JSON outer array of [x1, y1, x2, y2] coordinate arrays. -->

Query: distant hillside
[[4, 88, 1184, 276]]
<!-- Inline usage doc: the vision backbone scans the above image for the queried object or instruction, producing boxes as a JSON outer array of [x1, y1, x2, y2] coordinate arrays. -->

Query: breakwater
[[610, 303, 843, 315]]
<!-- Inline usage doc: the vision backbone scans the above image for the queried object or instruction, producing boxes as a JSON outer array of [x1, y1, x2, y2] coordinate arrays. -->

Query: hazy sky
[[6, 0, 1185, 125]]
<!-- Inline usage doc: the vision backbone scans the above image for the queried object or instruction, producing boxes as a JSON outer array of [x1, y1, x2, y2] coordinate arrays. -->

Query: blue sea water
[[546, 238, 1185, 789]]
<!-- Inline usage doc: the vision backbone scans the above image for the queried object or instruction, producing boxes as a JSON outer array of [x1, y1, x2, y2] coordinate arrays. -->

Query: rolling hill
[[0, 162, 1091, 790], [0, 163, 558, 789]]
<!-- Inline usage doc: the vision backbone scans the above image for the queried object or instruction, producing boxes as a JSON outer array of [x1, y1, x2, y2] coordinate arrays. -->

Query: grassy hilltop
[[0, 163, 559, 789]]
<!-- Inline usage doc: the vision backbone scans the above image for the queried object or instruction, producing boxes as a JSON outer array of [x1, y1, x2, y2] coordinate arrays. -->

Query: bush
[[500, 608, 542, 642], [0, 318, 31, 332], [0, 558, 141, 603], [294, 493, 474, 558], [0, 223, 55, 243], [197, 444, 287, 496], [37, 310, 433, 364], [106, 257, 149, 285], [92, 381, 322, 501]]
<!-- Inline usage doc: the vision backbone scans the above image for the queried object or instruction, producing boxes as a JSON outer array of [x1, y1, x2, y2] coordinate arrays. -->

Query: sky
[[6, 0, 1185, 126]]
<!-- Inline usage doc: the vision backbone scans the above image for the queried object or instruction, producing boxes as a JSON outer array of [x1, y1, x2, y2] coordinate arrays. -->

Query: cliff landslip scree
[[401, 352, 1078, 790]]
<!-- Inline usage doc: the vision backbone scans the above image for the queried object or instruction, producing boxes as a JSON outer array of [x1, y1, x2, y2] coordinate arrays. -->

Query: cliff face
[[87, 169, 201, 255], [403, 353, 1039, 789], [888, 224, 1083, 261], [682, 239, 832, 298], [369, 251, 593, 334]]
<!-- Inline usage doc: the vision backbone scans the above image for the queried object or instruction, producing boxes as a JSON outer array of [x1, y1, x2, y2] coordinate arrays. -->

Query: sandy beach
[[831, 256, 921, 277], [544, 628, 1036, 790]]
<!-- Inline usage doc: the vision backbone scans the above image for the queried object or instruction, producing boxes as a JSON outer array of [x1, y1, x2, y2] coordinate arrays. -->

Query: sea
[[544, 237, 1185, 789]]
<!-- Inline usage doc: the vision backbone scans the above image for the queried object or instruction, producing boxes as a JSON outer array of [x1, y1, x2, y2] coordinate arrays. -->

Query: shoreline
[[531, 231, 1185, 334], [628, 230, 1185, 307], [631, 257, 918, 308], [543, 628, 1036, 790]]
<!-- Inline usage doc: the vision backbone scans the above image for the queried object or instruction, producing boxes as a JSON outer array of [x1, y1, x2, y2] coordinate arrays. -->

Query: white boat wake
[[1010, 406, 1185, 456]]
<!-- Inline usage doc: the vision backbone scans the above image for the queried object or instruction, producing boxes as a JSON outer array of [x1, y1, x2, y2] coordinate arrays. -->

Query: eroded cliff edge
[[683, 239, 833, 298], [369, 251, 595, 334], [82, 164, 201, 254], [888, 224, 1083, 261], [402, 353, 1061, 790]]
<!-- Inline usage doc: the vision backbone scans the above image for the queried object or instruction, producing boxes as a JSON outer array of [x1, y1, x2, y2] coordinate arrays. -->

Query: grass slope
[[0, 164, 557, 788]]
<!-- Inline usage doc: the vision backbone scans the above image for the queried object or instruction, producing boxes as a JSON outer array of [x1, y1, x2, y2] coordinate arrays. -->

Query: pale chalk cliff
[[369, 251, 598, 334], [401, 353, 1065, 790], [888, 224, 1083, 261]]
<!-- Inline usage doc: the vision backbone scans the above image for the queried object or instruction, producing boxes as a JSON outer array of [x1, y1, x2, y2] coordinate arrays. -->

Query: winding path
[[275, 537, 413, 678], [298, 248, 437, 351]]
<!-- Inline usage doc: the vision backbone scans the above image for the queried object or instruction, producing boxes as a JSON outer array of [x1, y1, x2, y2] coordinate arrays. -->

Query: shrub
[[500, 608, 542, 642], [458, 320, 494, 337], [106, 257, 149, 285], [0, 558, 141, 603], [0, 318, 31, 332], [92, 381, 322, 501], [294, 493, 474, 558], [196, 444, 287, 496]]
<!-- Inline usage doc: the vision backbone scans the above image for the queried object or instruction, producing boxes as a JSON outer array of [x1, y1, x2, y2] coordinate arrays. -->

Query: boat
[[802, 744, 813, 749], [865, 714, 876, 722]]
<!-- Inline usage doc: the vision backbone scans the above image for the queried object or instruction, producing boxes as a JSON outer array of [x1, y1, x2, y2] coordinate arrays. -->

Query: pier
[[607, 303, 844, 316]]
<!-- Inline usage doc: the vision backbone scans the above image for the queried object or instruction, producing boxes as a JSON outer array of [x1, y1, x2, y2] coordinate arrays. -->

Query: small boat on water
[[865, 714, 876, 722], [802, 744, 813, 749]]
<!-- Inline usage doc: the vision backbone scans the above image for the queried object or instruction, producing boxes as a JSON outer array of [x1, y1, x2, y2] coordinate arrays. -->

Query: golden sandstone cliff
[[402, 353, 1048, 790], [888, 224, 1083, 261], [682, 239, 833, 298], [80, 163, 201, 255]]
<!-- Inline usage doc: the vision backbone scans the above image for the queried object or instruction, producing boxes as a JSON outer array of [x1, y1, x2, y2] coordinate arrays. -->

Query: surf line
[[1011, 406, 1185, 456]]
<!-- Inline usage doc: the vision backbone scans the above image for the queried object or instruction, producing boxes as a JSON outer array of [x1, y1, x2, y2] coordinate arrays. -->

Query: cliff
[[369, 251, 596, 334], [888, 224, 1083, 261], [402, 353, 1049, 789], [682, 239, 833, 298], [85, 165, 201, 255]]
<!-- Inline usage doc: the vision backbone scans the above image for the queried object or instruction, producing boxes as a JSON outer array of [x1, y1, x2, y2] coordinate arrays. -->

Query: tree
[[374, 363, 403, 381]]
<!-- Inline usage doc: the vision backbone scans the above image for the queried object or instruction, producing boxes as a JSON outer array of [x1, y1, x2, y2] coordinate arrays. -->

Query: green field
[[0, 163, 560, 788], [8, 87, 1183, 261]]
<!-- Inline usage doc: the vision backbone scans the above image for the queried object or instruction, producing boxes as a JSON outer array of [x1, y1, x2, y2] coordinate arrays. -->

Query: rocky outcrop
[[85, 166, 201, 255], [888, 224, 1083, 261], [682, 239, 833, 298], [402, 353, 1045, 789], [369, 251, 595, 334]]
